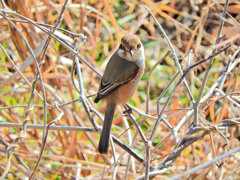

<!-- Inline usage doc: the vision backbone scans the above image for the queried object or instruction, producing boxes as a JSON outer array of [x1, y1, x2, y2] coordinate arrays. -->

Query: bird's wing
[[99, 65, 139, 95], [95, 52, 139, 102]]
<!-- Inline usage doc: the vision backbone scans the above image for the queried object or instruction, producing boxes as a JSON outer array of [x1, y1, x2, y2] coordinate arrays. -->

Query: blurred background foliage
[[0, 0, 239, 179]]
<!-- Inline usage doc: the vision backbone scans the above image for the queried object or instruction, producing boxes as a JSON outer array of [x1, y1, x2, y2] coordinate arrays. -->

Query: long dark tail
[[98, 103, 116, 154]]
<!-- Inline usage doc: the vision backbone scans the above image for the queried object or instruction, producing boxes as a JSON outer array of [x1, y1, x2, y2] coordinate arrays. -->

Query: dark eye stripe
[[120, 44, 126, 50], [137, 43, 141, 49]]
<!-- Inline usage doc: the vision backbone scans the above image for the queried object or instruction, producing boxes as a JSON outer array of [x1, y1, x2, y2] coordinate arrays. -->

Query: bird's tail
[[98, 103, 116, 154]]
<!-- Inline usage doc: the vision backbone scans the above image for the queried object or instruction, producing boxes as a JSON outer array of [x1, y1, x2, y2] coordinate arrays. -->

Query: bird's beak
[[129, 50, 133, 57]]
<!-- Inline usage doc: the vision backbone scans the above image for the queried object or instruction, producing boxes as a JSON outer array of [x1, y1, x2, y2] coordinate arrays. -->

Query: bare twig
[[146, 51, 170, 114], [145, 5, 194, 102], [0, 123, 99, 131], [193, 0, 229, 126], [0, 11, 47, 180], [29, 2, 69, 179], [170, 146, 240, 180]]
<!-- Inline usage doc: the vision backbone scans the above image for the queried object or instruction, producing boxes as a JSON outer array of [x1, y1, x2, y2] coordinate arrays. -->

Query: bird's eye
[[120, 44, 126, 50], [137, 43, 141, 49]]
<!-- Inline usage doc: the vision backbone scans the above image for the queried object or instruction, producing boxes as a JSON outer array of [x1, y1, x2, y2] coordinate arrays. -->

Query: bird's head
[[118, 34, 144, 62]]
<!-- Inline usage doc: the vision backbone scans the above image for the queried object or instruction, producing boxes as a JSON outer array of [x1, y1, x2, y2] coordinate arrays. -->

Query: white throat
[[117, 45, 145, 67]]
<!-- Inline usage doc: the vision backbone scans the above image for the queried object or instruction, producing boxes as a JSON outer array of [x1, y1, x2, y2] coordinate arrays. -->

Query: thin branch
[[0, 123, 100, 131], [145, 5, 194, 102], [170, 146, 240, 180], [146, 51, 170, 114], [150, 44, 231, 141], [193, 0, 229, 125]]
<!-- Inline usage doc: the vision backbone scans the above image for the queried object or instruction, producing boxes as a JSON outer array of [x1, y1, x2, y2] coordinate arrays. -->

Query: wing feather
[[95, 52, 139, 102]]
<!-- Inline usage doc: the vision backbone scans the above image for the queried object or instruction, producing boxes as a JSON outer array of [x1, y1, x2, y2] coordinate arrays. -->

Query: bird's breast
[[105, 67, 144, 105]]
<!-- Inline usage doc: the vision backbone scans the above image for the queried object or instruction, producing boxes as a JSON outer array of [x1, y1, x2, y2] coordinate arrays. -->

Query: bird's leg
[[123, 104, 132, 115]]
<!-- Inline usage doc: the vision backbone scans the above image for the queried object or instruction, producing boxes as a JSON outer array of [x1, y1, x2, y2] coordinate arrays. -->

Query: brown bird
[[94, 34, 145, 154]]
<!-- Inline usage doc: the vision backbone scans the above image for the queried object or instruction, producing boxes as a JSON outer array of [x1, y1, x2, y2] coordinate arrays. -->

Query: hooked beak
[[129, 50, 133, 57]]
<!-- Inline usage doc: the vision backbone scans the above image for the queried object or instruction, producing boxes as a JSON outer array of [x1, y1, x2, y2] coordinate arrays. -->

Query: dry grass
[[0, 0, 239, 179]]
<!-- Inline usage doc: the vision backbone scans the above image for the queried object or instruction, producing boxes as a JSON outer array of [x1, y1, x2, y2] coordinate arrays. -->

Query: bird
[[94, 34, 145, 154]]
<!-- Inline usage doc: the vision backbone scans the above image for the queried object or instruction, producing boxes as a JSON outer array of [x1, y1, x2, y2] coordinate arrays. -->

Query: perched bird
[[94, 34, 145, 154]]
